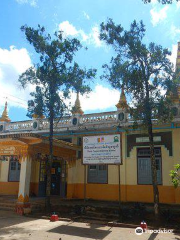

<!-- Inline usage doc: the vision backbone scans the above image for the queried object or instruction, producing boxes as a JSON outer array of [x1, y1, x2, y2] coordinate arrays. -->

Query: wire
[[1, 96, 27, 108], [1, 92, 27, 103]]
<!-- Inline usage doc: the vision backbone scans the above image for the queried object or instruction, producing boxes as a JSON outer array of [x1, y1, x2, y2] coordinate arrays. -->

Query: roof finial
[[0, 101, 11, 122], [72, 92, 84, 115], [116, 87, 129, 109], [170, 42, 180, 103], [176, 42, 180, 70]]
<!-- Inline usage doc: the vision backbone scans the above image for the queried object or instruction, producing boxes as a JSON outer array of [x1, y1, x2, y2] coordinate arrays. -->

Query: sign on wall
[[0, 146, 15, 155], [83, 134, 121, 164]]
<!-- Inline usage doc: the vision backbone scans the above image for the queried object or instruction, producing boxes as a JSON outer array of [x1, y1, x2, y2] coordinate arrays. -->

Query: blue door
[[9, 158, 21, 182], [137, 148, 162, 185]]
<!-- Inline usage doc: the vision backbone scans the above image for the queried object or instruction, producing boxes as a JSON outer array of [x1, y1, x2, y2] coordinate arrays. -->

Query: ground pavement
[[0, 210, 179, 240]]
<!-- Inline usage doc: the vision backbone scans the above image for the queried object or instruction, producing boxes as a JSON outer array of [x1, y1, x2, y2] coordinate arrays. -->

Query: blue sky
[[0, 0, 180, 121]]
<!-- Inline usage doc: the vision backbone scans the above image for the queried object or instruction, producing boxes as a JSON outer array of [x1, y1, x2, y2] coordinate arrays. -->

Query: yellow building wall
[[30, 161, 40, 196], [67, 129, 180, 204], [0, 158, 40, 196], [0, 160, 19, 195], [0, 160, 9, 182]]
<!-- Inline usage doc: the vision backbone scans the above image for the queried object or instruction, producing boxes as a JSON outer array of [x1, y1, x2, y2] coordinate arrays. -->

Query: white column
[[17, 156, 32, 205]]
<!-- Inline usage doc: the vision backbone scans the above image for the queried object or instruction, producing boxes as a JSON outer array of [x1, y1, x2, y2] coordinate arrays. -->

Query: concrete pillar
[[16, 156, 32, 214]]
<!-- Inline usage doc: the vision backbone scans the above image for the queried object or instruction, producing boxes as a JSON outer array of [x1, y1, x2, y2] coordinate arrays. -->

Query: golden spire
[[170, 42, 180, 103], [176, 42, 180, 70], [176, 42, 180, 100], [72, 92, 84, 115], [116, 87, 129, 109], [0, 101, 11, 122]]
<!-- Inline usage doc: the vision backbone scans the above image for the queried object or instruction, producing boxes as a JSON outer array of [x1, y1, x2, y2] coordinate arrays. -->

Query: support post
[[16, 156, 32, 215], [118, 164, 121, 206], [118, 164, 122, 220], [84, 165, 86, 202]]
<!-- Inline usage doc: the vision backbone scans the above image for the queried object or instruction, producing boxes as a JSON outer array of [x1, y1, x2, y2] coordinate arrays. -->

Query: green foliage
[[170, 164, 180, 188], [100, 19, 178, 128], [100, 19, 179, 216], [19, 25, 96, 210], [19, 25, 96, 119]]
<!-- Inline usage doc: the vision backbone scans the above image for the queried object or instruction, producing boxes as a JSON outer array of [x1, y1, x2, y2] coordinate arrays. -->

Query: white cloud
[[176, 1, 180, 10], [88, 26, 102, 47], [150, 5, 169, 26], [59, 21, 79, 37], [0, 46, 33, 110], [69, 85, 120, 112], [15, 0, 37, 7], [0, 46, 120, 116], [83, 11, 90, 20], [170, 24, 180, 40], [59, 21, 103, 48]]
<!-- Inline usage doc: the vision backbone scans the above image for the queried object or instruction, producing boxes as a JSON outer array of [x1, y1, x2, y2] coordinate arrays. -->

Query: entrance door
[[137, 148, 162, 185], [51, 162, 61, 195], [38, 160, 46, 197], [9, 157, 21, 182]]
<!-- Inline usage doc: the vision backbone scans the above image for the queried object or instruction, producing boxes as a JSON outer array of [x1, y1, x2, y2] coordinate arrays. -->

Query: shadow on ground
[[0, 211, 34, 230], [48, 223, 111, 239]]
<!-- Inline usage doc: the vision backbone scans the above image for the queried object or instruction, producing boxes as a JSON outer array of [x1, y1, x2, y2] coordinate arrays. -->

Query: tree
[[170, 164, 180, 188], [19, 25, 96, 211], [143, 0, 179, 3], [100, 19, 177, 217]]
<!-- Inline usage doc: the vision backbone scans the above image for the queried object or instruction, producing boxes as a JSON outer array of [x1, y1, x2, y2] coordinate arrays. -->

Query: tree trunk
[[144, 76, 160, 218], [45, 109, 54, 212], [148, 121, 159, 218]]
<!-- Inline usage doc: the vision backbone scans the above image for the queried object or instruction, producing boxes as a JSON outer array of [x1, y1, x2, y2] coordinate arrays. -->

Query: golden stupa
[[116, 87, 129, 109], [72, 92, 84, 115], [0, 102, 11, 122]]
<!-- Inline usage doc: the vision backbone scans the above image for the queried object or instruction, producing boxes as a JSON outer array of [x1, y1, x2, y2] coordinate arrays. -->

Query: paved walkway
[[0, 210, 179, 240]]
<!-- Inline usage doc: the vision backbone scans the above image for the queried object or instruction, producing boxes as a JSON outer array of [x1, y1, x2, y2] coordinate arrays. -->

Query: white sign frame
[[83, 134, 121, 165]]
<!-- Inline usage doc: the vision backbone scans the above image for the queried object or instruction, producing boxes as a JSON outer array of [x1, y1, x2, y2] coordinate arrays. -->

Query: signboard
[[0, 146, 15, 155], [83, 134, 121, 164]]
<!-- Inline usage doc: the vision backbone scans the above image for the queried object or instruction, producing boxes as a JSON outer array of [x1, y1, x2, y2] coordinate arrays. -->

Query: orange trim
[[0, 182, 19, 195], [67, 184, 178, 204]]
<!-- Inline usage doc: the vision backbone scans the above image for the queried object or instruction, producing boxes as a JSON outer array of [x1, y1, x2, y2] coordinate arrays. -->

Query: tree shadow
[[48, 223, 111, 239], [147, 233, 158, 240], [0, 211, 34, 229]]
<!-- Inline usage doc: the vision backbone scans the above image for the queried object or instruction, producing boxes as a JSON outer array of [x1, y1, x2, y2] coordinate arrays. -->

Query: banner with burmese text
[[83, 134, 121, 164]]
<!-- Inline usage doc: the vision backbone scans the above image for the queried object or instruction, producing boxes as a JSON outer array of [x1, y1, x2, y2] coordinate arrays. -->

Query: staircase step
[[0, 206, 15, 211]]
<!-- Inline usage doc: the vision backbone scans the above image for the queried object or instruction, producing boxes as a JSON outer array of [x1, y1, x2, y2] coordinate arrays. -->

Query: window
[[10, 162, 16, 170], [137, 148, 162, 185], [88, 165, 108, 184], [77, 137, 82, 146], [18, 163, 21, 170], [89, 165, 96, 170], [78, 151, 82, 159]]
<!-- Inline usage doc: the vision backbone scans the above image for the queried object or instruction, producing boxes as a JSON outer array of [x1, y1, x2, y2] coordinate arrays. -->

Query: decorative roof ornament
[[32, 114, 45, 119], [169, 42, 180, 103], [176, 42, 180, 70], [0, 101, 11, 122], [72, 92, 84, 115], [116, 87, 129, 109]]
